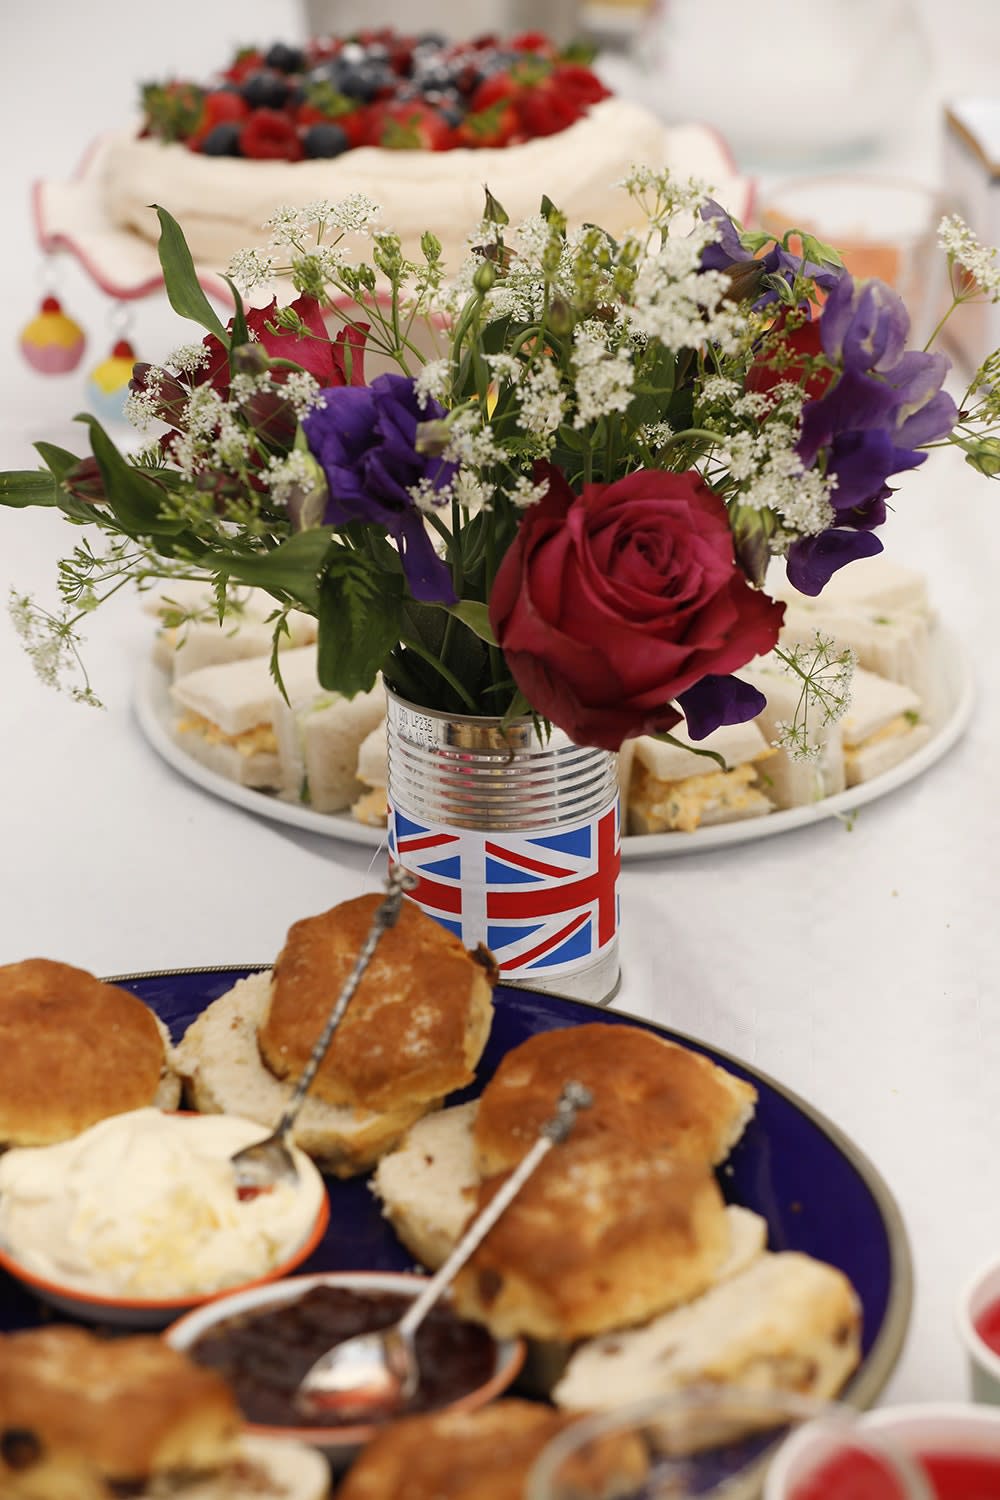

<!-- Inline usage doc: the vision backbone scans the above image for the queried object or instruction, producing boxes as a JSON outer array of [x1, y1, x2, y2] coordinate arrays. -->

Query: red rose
[[489, 466, 785, 750]]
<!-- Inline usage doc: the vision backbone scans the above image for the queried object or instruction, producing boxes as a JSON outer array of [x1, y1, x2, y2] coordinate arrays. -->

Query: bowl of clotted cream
[[0, 1107, 329, 1328]]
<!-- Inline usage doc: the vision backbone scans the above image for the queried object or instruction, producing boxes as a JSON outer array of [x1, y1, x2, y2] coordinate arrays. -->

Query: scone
[[373, 1100, 767, 1278], [260, 895, 495, 1113], [177, 895, 496, 1175], [451, 1135, 731, 1341], [372, 1100, 482, 1270], [0, 958, 180, 1146], [175, 974, 430, 1176], [473, 1022, 757, 1176], [553, 1251, 863, 1411], [335, 1398, 648, 1500], [0, 1326, 330, 1500]]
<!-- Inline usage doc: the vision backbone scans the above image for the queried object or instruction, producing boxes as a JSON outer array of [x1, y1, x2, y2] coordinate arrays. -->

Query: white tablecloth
[[1, 0, 999, 1410]]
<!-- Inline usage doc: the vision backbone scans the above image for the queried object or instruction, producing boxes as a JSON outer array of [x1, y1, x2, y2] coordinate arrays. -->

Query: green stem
[[398, 634, 479, 711]]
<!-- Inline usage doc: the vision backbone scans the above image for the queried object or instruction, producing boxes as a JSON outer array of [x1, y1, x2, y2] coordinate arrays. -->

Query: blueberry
[[303, 123, 350, 158], [240, 71, 291, 109], [200, 122, 243, 156], [340, 42, 366, 65], [339, 62, 392, 102], [416, 31, 447, 48], [364, 42, 391, 63], [264, 42, 306, 74]]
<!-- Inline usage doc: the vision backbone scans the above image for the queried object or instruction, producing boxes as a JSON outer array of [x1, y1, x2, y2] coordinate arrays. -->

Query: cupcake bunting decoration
[[19, 295, 86, 374], [85, 338, 138, 425]]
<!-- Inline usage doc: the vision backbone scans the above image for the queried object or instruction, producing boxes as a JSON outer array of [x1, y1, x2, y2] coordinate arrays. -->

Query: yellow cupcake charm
[[19, 295, 86, 374], [85, 339, 138, 424]]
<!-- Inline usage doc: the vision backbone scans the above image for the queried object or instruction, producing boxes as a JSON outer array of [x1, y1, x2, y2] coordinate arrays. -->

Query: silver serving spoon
[[230, 866, 417, 1196], [295, 1079, 593, 1420]]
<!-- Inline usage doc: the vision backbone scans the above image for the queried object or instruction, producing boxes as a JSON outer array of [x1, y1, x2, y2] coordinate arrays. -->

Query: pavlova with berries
[[97, 28, 746, 269]]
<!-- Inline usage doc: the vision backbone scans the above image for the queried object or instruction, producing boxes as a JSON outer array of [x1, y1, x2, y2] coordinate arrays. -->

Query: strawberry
[[223, 47, 265, 84], [517, 86, 581, 139], [549, 62, 610, 107], [509, 31, 558, 57], [455, 98, 519, 149], [370, 100, 454, 151], [239, 108, 303, 161], [140, 80, 205, 143], [187, 89, 250, 148], [468, 71, 522, 114]]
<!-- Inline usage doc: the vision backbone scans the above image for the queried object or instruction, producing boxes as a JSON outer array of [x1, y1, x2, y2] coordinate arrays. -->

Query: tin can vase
[[385, 690, 621, 1005]]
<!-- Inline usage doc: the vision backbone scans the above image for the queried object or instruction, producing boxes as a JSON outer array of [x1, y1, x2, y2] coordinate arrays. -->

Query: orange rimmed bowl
[[164, 1270, 525, 1461], [0, 1110, 331, 1330]]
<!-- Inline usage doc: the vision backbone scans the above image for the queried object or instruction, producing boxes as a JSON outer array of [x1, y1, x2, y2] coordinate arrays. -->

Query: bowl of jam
[[164, 1271, 525, 1457]]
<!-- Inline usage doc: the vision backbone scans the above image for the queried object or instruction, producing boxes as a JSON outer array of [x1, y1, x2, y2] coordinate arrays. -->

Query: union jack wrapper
[[388, 798, 621, 981]]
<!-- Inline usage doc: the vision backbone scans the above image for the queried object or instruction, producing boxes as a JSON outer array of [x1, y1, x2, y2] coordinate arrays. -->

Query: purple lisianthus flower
[[303, 372, 457, 603], [677, 673, 767, 741]]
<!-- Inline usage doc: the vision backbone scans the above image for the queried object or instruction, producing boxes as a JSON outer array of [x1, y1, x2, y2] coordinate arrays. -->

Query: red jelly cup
[[957, 1255, 1000, 1405]]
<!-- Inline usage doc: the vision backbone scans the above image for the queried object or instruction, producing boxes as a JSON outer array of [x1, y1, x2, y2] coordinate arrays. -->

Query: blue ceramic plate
[[0, 972, 911, 1407]]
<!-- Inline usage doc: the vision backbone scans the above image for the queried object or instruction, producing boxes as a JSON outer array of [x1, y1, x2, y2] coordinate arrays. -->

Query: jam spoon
[[230, 866, 417, 1196], [295, 1080, 593, 1419]]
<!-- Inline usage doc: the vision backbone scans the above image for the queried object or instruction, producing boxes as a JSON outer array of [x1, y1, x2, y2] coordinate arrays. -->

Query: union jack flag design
[[387, 799, 621, 979]]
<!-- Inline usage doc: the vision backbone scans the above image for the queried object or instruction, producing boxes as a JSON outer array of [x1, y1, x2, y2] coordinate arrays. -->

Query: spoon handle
[[273, 866, 416, 1138], [398, 1080, 592, 1340]]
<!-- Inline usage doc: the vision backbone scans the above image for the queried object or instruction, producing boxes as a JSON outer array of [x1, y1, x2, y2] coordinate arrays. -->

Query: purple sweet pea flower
[[820, 274, 909, 373], [304, 373, 457, 604], [786, 529, 885, 596], [677, 673, 767, 740], [698, 200, 843, 303]]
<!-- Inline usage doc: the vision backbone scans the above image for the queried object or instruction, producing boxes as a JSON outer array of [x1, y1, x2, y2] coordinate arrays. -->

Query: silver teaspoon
[[295, 1080, 593, 1420], [230, 866, 417, 1197]]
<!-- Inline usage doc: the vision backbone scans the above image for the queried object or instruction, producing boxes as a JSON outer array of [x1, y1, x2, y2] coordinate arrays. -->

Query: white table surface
[[1, 0, 999, 1412]]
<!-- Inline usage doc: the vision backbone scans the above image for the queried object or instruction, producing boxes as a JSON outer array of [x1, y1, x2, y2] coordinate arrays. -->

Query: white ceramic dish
[[165, 1269, 525, 1460], [765, 1402, 1000, 1498], [134, 626, 973, 861], [957, 1255, 1000, 1405]]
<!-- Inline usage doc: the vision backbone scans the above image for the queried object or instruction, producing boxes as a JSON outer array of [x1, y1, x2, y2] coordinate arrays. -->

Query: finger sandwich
[[169, 646, 322, 789], [145, 580, 317, 680], [351, 720, 389, 827], [273, 683, 385, 813], [739, 656, 847, 808], [626, 721, 775, 835], [779, 600, 931, 699], [840, 666, 930, 785], [769, 556, 932, 618]]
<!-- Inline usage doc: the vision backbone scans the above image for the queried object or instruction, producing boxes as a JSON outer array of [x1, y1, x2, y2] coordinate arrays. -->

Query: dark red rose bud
[[63, 456, 107, 505]]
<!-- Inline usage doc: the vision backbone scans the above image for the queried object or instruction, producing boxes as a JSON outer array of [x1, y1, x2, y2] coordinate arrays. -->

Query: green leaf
[[317, 549, 403, 696], [204, 529, 336, 615], [34, 443, 81, 484], [154, 205, 229, 341], [78, 416, 179, 534], [0, 469, 59, 508], [223, 276, 249, 354], [442, 599, 497, 646], [798, 232, 845, 270]]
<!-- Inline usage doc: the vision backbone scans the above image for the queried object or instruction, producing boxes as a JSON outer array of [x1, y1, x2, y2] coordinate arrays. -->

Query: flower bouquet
[[3, 172, 999, 992]]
